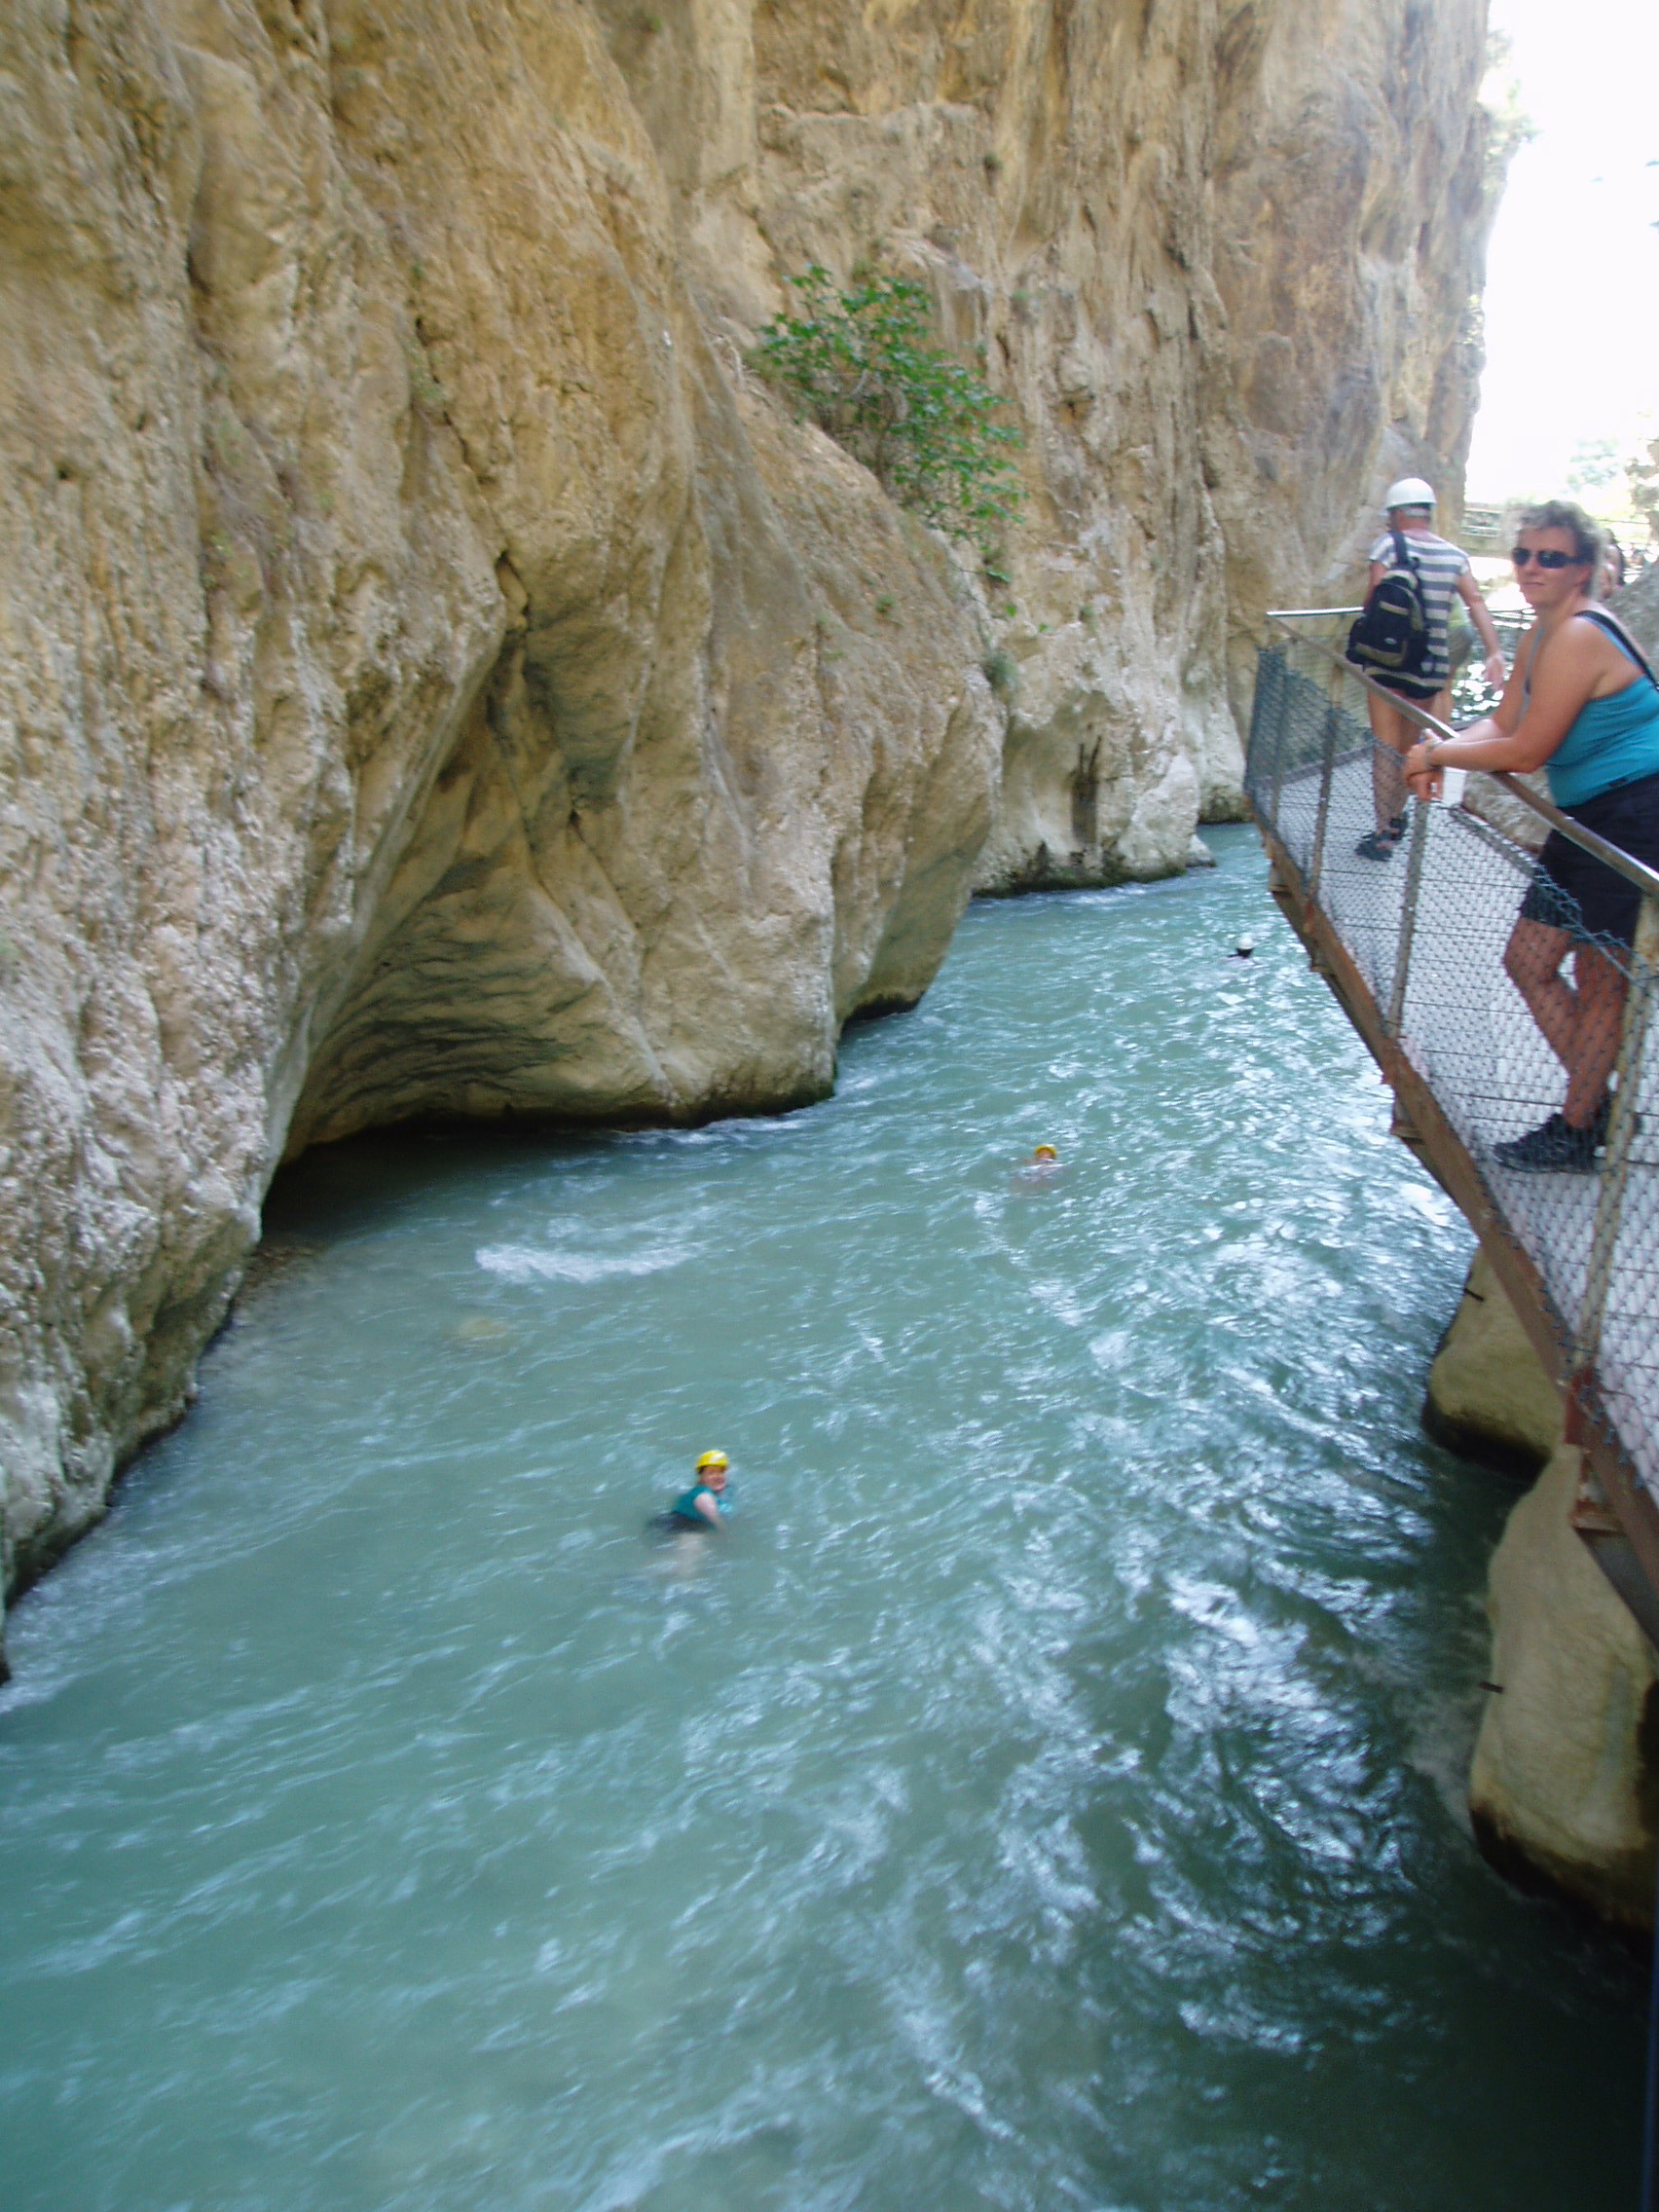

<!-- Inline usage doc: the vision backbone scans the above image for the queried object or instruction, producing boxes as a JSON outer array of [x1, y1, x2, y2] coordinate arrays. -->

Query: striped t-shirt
[[1368, 530, 1470, 686]]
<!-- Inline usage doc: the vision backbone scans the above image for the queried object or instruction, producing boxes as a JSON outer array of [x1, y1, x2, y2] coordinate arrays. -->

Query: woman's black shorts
[[1518, 771, 1659, 947]]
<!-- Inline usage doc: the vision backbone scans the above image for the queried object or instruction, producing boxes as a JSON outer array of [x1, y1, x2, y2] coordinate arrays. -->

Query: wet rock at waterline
[[2, 0, 1495, 1625], [1471, 1444, 1659, 1938], [1423, 1253, 1564, 1475], [1427, 1257, 1659, 1934]]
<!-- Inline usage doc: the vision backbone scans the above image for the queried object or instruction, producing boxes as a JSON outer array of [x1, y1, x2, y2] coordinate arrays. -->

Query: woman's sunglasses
[[1510, 546, 1585, 570]]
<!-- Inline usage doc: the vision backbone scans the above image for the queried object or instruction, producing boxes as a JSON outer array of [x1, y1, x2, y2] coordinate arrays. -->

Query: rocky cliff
[[1616, 556, 1659, 660], [0, 0, 1493, 1638]]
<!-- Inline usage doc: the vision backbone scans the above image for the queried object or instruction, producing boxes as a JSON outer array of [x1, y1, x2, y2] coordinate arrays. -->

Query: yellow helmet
[[1033, 1144, 1057, 1161], [695, 1450, 729, 1473]]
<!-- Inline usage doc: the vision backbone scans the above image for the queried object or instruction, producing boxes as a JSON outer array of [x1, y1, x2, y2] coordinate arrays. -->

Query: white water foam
[[475, 1239, 696, 1285]]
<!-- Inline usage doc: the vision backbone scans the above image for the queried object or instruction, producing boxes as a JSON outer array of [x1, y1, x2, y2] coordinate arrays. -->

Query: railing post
[[1305, 663, 1344, 903], [1572, 890, 1659, 1374], [1267, 650, 1291, 833], [1245, 643, 1284, 822], [1383, 798, 1431, 1040]]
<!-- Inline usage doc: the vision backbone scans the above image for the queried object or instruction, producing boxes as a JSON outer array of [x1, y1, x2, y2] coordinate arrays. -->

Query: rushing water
[[0, 828, 1643, 2211]]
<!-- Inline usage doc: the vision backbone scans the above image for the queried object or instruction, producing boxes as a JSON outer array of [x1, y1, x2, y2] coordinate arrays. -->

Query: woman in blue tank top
[[1403, 499, 1659, 1173]]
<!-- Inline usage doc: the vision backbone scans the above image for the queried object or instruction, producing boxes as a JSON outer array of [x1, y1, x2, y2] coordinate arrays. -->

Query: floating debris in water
[[452, 1315, 516, 1346]]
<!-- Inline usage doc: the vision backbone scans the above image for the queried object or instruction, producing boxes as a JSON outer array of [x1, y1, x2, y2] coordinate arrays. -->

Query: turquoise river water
[[0, 828, 1643, 2210]]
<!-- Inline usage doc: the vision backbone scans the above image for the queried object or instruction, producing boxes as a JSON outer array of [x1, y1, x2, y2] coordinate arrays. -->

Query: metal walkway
[[1248, 619, 1659, 1635]]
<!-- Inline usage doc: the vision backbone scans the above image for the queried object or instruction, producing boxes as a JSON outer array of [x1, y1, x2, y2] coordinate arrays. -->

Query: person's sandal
[[1354, 828, 1400, 861]]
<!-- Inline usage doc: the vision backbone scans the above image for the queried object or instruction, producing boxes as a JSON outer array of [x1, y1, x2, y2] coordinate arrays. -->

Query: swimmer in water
[[1012, 1141, 1065, 1192], [654, 1450, 732, 1533], [1233, 936, 1255, 959]]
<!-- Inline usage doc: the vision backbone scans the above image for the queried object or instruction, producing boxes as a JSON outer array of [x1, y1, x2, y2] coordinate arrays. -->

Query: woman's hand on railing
[[1403, 739, 1443, 802]]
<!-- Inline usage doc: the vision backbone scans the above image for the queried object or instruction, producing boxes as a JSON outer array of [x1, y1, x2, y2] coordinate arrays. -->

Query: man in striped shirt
[[1356, 477, 1507, 859]]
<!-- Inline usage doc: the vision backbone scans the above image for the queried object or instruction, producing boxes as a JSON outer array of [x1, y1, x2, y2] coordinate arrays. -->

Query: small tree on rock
[[753, 265, 1022, 566]]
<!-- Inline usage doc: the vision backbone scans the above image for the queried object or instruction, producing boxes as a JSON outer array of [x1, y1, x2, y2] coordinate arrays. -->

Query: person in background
[[1403, 499, 1659, 1172], [1602, 535, 1628, 596], [1355, 477, 1508, 860]]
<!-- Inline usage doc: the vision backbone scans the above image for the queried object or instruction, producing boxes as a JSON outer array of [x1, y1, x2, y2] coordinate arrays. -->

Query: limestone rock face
[[1470, 1445, 1659, 1936], [613, 0, 1498, 888], [1614, 559, 1659, 662], [1, 0, 1493, 1625], [0, 0, 999, 1605]]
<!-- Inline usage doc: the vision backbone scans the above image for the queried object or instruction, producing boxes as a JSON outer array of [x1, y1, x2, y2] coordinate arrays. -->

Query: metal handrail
[[1264, 614, 1659, 905], [1247, 623, 1659, 1658]]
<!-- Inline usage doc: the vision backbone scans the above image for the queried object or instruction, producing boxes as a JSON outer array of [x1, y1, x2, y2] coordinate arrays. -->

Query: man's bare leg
[[1363, 685, 1450, 839], [1363, 691, 1413, 836]]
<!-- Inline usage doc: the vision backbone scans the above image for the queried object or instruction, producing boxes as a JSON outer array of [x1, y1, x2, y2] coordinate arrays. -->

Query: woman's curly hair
[[1516, 498, 1605, 590]]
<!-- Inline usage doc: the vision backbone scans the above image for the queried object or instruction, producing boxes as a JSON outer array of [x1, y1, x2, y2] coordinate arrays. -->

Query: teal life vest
[[670, 1482, 728, 1526]]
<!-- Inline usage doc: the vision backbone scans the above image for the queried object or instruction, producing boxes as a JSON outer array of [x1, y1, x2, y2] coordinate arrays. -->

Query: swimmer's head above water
[[1032, 1144, 1058, 1162], [655, 1451, 732, 1535], [693, 1450, 731, 1502]]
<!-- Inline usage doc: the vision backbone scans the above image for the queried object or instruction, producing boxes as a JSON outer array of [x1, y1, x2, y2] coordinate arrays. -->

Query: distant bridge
[[1247, 616, 1659, 1641], [1458, 502, 1510, 558]]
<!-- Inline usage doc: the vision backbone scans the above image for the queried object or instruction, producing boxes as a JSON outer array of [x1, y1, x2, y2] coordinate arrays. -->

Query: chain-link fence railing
[[1248, 617, 1659, 1518]]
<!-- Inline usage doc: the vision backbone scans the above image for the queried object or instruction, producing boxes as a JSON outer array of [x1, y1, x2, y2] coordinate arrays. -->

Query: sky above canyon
[[1466, 0, 1659, 511]]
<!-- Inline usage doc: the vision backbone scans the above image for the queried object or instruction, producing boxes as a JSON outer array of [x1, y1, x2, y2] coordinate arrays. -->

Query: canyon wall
[[0, 0, 1493, 1639]]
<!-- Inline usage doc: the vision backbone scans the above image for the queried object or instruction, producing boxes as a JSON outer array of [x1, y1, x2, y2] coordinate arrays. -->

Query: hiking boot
[[1493, 1112, 1601, 1174], [1354, 829, 1399, 861]]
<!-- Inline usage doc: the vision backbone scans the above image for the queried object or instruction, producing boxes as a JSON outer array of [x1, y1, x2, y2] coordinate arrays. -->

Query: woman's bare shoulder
[[1565, 608, 1640, 669], [1530, 610, 1630, 699], [1538, 611, 1611, 660]]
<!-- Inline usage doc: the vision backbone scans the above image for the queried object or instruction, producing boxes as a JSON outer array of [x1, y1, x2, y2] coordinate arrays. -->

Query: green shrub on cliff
[[754, 265, 1022, 562]]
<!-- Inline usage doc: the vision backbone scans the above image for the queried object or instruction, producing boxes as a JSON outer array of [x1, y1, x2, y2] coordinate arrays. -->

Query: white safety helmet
[[1383, 476, 1436, 513]]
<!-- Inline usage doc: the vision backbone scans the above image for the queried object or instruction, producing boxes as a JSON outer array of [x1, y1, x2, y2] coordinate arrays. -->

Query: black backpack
[[1346, 528, 1431, 680]]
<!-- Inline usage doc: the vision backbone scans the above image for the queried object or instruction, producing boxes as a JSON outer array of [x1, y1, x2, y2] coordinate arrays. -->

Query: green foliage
[[1566, 438, 1623, 497], [754, 265, 1022, 561], [982, 648, 1017, 699], [1625, 426, 1659, 540], [1479, 31, 1536, 193]]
